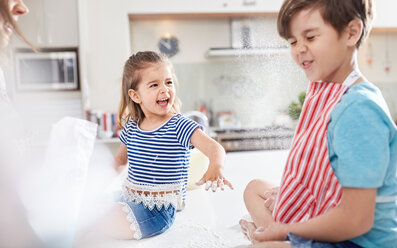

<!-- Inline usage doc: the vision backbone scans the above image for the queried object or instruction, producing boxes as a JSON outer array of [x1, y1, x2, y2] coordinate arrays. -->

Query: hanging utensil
[[384, 34, 391, 73]]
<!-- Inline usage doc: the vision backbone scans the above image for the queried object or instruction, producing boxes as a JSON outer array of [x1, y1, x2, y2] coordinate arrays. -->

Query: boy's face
[[288, 8, 350, 83]]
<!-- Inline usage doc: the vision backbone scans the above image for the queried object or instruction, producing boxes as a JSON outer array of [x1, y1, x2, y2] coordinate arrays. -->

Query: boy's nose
[[296, 42, 308, 53]]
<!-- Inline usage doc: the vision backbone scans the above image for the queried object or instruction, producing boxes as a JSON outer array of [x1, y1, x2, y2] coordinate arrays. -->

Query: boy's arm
[[190, 128, 233, 190], [253, 187, 376, 243], [113, 144, 128, 173]]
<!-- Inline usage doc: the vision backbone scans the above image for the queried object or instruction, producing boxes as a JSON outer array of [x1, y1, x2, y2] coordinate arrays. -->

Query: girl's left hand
[[196, 166, 233, 192]]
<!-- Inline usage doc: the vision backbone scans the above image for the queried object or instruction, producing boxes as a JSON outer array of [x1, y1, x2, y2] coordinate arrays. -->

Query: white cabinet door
[[14, 0, 79, 47], [126, 0, 283, 14], [42, 0, 79, 46], [373, 0, 397, 28]]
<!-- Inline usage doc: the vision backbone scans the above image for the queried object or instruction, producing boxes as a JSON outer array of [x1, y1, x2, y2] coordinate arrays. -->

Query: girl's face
[[288, 8, 352, 83], [0, 0, 29, 48], [129, 63, 176, 120]]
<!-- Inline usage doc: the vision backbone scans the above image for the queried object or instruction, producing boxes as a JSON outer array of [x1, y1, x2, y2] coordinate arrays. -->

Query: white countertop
[[79, 149, 289, 248]]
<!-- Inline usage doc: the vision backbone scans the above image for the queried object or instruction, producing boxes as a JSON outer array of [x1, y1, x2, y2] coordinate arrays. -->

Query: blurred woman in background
[[0, 1, 43, 247]]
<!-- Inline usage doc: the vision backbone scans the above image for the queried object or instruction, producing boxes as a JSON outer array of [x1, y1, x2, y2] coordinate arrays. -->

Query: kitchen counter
[[79, 149, 289, 248], [212, 126, 295, 152]]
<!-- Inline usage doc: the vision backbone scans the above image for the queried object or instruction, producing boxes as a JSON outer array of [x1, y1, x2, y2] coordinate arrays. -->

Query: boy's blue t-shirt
[[328, 82, 397, 248]]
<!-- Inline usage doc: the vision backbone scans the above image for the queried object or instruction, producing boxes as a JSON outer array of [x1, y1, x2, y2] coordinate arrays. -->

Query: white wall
[[78, 0, 131, 112]]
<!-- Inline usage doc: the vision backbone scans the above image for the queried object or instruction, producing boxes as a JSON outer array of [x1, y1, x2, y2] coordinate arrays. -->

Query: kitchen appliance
[[14, 48, 79, 91], [213, 126, 294, 152], [206, 18, 289, 57]]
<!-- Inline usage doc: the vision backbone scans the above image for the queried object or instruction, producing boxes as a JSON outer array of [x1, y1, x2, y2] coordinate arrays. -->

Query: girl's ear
[[346, 18, 363, 47], [128, 89, 141, 104]]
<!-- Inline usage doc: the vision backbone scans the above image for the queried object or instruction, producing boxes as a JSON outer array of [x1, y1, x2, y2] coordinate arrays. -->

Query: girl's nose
[[11, 0, 29, 16], [160, 83, 168, 93]]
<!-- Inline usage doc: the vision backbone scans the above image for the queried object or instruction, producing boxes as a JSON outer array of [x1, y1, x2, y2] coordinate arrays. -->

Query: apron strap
[[342, 69, 362, 87]]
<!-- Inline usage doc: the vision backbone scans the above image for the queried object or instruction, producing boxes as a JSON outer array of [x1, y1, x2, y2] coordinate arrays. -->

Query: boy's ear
[[346, 19, 363, 47], [128, 89, 142, 104]]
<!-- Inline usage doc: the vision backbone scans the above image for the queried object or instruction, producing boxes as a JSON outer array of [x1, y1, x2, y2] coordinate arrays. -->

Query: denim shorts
[[117, 195, 176, 240], [287, 233, 362, 248]]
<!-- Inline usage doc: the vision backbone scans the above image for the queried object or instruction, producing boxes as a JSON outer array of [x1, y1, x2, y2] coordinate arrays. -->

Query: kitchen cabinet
[[126, 0, 283, 14], [14, 0, 79, 47], [373, 0, 397, 28]]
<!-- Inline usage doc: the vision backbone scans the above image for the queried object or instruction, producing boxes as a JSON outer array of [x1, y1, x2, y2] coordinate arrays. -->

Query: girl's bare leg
[[93, 203, 135, 239], [75, 202, 135, 247]]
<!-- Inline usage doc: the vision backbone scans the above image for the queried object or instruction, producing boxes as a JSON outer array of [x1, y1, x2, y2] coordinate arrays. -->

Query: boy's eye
[[166, 81, 173, 85], [307, 35, 315, 40]]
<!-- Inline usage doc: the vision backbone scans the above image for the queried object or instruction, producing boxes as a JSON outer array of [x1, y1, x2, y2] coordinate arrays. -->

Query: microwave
[[14, 48, 79, 91]]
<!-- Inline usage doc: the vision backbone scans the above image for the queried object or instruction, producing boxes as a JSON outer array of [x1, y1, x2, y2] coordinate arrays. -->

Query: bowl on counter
[[187, 148, 209, 190]]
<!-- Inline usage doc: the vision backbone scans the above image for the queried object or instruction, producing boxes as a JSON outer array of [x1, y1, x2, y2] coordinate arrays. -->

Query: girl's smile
[[157, 97, 170, 108]]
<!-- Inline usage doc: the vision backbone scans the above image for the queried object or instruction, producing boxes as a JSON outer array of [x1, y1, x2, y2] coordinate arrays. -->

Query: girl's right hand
[[263, 187, 279, 213]]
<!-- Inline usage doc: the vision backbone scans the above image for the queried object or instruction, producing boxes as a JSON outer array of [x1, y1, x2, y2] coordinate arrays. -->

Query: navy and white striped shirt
[[119, 114, 200, 208]]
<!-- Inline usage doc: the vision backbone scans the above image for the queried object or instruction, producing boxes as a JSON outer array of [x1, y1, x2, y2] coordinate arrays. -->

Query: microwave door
[[18, 58, 59, 89], [15, 51, 78, 91]]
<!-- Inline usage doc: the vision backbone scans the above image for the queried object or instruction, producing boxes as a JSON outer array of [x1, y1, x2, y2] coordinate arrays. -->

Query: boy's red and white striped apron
[[273, 71, 361, 224]]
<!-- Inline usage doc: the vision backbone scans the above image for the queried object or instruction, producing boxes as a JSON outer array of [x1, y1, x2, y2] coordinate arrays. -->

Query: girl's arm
[[190, 128, 233, 191], [252, 187, 376, 243], [113, 144, 128, 174]]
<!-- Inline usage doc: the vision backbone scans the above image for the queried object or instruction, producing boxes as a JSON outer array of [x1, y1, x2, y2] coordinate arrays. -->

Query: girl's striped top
[[119, 114, 201, 210]]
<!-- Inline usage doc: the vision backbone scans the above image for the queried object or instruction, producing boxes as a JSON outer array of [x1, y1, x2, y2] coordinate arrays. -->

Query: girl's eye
[[289, 40, 297, 46], [150, 83, 158, 88]]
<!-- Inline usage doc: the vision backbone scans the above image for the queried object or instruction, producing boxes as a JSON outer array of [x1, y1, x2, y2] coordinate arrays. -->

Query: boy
[[240, 0, 397, 247]]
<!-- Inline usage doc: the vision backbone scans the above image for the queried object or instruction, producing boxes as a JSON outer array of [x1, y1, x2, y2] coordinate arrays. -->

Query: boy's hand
[[264, 187, 279, 212], [196, 165, 233, 192]]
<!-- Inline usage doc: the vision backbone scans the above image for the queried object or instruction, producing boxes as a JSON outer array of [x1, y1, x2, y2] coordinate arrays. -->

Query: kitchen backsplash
[[174, 55, 308, 127]]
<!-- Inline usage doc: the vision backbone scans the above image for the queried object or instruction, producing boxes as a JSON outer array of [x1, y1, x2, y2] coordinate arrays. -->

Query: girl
[[99, 51, 233, 240]]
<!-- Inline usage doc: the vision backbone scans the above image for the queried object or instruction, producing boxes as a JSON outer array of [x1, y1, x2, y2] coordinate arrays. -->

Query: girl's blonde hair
[[118, 51, 181, 128]]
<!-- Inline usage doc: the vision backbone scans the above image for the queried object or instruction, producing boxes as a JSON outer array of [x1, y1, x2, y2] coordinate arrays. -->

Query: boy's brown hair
[[277, 0, 374, 48], [118, 51, 181, 128]]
